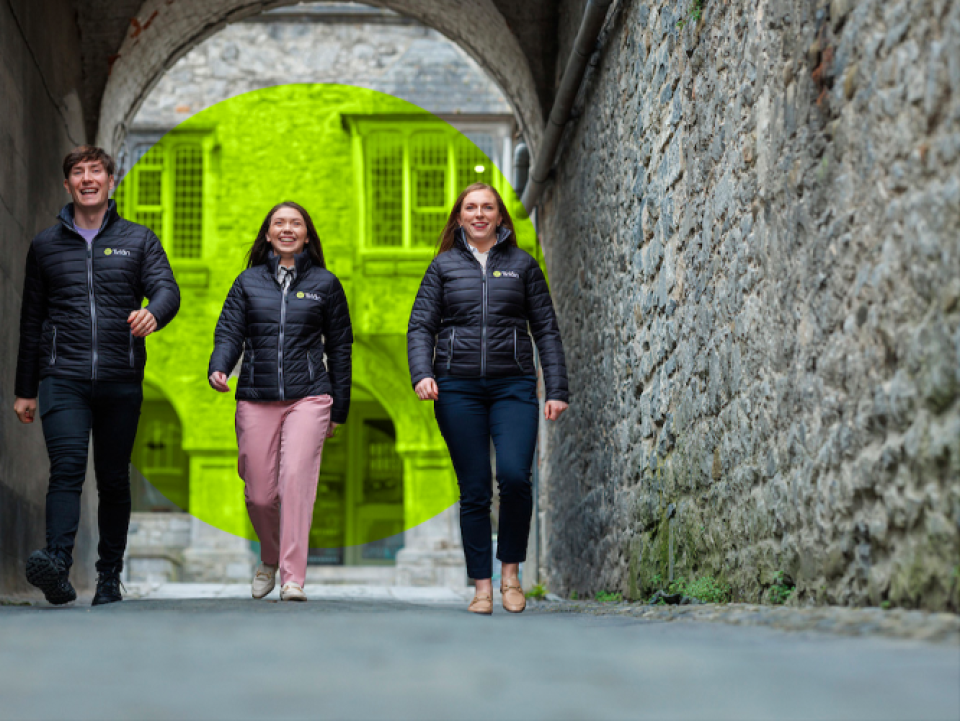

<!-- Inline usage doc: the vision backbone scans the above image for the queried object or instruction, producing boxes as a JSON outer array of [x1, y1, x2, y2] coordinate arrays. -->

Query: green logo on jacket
[[104, 248, 113, 255], [297, 292, 305, 298]]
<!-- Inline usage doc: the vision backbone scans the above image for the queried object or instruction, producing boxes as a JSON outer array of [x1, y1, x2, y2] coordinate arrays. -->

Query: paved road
[[2, 592, 957, 721]]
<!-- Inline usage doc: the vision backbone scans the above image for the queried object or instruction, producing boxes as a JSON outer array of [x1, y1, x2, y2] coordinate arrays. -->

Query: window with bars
[[360, 124, 508, 252], [114, 137, 207, 259], [172, 147, 203, 258]]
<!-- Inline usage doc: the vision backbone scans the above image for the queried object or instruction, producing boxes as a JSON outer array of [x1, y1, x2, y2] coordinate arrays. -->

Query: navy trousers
[[434, 375, 539, 580], [38, 377, 142, 572]]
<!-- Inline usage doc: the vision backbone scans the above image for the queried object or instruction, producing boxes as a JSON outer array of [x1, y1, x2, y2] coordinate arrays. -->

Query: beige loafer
[[468, 594, 493, 615], [251, 563, 278, 599], [500, 581, 526, 613], [280, 582, 307, 602]]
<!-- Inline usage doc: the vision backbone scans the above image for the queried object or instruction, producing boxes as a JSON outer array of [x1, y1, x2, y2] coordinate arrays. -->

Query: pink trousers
[[235, 395, 333, 587]]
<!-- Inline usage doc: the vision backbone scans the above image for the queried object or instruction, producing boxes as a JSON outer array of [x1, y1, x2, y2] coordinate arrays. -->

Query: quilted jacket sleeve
[[524, 259, 569, 403], [407, 258, 443, 388], [324, 275, 353, 425], [140, 228, 180, 330], [14, 242, 48, 399], [208, 275, 246, 380]]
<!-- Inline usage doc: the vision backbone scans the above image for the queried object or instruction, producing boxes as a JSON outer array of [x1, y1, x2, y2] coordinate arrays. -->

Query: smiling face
[[63, 159, 113, 213], [266, 206, 308, 262], [458, 189, 501, 245]]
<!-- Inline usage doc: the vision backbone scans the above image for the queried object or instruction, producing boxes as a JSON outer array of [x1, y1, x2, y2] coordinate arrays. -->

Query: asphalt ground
[[2, 596, 958, 721]]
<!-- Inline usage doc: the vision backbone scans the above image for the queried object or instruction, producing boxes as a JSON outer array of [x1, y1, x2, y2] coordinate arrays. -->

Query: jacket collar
[[58, 200, 120, 236], [454, 224, 512, 253], [266, 249, 313, 278]]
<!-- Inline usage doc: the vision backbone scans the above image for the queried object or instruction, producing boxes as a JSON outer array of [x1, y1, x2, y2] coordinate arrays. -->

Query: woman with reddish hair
[[408, 183, 569, 614]]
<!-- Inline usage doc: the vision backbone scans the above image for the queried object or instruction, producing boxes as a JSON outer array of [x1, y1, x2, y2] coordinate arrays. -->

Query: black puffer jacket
[[407, 227, 568, 402], [209, 252, 353, 424], [14, 201, 180, 398]]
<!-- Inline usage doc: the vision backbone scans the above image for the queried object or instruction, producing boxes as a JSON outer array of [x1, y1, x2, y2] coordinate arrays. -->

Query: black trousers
[[38, 377, 142, 572], [434, 375, 539, 580]]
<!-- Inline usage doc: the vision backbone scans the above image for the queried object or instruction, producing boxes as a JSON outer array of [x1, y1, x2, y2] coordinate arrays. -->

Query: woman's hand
[[326, 422, 339, 439], [415, 378, 439, 400], [209, 371, 230, 393], [544, 400, 568, 421]]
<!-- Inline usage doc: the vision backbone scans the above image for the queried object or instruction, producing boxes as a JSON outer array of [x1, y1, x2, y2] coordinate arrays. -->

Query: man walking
[[13, 145, 180, 606]]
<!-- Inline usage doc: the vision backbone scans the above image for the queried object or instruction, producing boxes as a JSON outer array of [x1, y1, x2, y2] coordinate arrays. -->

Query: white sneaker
[[251, 563, 277, 599], [280, 582, 307, 602]]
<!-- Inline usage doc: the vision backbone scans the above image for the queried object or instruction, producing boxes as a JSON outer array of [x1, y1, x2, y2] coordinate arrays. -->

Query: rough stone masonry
[[540, 0, 960, 610]]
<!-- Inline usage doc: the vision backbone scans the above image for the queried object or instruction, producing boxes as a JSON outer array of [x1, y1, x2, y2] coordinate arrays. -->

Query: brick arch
[[97, 0, 543, 157]]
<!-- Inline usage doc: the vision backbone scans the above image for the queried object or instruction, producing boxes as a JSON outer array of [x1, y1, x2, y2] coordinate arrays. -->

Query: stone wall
[[0, 0, 99, 597], [132, 13, 510, 128], [541, 0, 960, 610]]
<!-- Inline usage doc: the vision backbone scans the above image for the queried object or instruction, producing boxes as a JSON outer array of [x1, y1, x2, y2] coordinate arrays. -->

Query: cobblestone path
[[2, 589, 957, 720]]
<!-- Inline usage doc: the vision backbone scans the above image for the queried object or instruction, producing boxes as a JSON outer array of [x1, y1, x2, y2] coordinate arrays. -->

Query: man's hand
[[14, 397, 37, 424], [209, 371, 230, 393], [544, 400, 568, 421], [415, 378, 439, 400], [127, 309, 157, 337], [326, 422, 339, 439]]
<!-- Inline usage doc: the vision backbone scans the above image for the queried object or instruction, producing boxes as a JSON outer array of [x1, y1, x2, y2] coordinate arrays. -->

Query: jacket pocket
[[447, 328, 456, 370], [128, 331, 135, 368], [513, 328, 523, 370], [307, 350, 315, 382], [49, 326, 57, 366]]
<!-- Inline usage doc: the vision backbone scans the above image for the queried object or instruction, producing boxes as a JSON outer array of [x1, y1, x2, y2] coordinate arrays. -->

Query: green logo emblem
[[297, 292, 305, 299], [493, 270, 501, 277], [104, 248, 113, 256]]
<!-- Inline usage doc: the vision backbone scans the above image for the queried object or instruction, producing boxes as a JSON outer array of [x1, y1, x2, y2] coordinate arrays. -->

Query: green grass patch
[[767, 571, 795, 605], [595, 590, 623, 603], [527, 583, 547, 600], [677, 0, 704, 30]]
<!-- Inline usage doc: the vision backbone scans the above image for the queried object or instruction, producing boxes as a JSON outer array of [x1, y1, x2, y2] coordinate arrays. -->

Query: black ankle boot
[[92, 569, 123, 607], [25, 548, 77, 605]]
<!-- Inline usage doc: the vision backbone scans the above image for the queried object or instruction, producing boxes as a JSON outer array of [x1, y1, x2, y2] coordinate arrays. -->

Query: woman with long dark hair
[[408, 183, 569, 614], [209, 201, 352, 602]]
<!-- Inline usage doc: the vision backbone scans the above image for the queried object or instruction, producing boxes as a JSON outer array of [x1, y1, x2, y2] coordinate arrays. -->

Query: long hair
[[246, 201, 326, 269], [436, 183, 517, 255]]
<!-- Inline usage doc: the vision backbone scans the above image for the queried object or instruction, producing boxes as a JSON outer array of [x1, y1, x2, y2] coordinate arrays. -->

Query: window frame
[[344, 114, 515, 256], [115, 128, 216, 263]]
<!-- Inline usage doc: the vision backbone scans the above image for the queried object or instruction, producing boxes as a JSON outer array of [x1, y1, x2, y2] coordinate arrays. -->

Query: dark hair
[[63, 145, 116, 179], [436, 183, 517, 255], [246, 201, 326, 269]]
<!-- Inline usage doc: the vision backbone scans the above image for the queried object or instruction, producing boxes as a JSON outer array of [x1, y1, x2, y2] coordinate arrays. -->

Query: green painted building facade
[[116, 85, 539, 566]]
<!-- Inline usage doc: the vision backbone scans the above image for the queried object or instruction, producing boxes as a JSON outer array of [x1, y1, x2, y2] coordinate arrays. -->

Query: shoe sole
[[91, 596, 122, 607], [25, 552, 76, 605], [252, 583, 276, 599]]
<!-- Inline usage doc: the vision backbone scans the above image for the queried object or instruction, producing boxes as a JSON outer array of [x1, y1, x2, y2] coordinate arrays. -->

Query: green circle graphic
[[104, 248, 113, 255], [121, 84, 540, 548]]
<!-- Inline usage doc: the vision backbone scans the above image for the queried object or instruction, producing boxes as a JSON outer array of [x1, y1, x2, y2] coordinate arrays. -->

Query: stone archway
[[96, 0, 543, 158]]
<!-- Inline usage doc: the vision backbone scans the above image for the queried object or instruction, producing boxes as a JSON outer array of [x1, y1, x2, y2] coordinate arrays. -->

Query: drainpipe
[[520, 0, 614, 212], [513, 142, 530, 198]]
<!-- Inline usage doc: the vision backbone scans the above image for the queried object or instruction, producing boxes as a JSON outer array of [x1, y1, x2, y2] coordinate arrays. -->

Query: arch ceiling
[[83, 0, 558, 159]]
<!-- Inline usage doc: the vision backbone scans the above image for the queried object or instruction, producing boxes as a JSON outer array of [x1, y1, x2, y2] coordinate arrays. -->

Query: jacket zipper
[[50, 326, 57, 366], [514, 327, 523, 370], [87, 243, 98, 380], [481, 264, 488, 377], [307, 350, 314, 381], [447, 328, 456, 370], [128, 332, 135, 367], [278, 282, 288, 400]]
